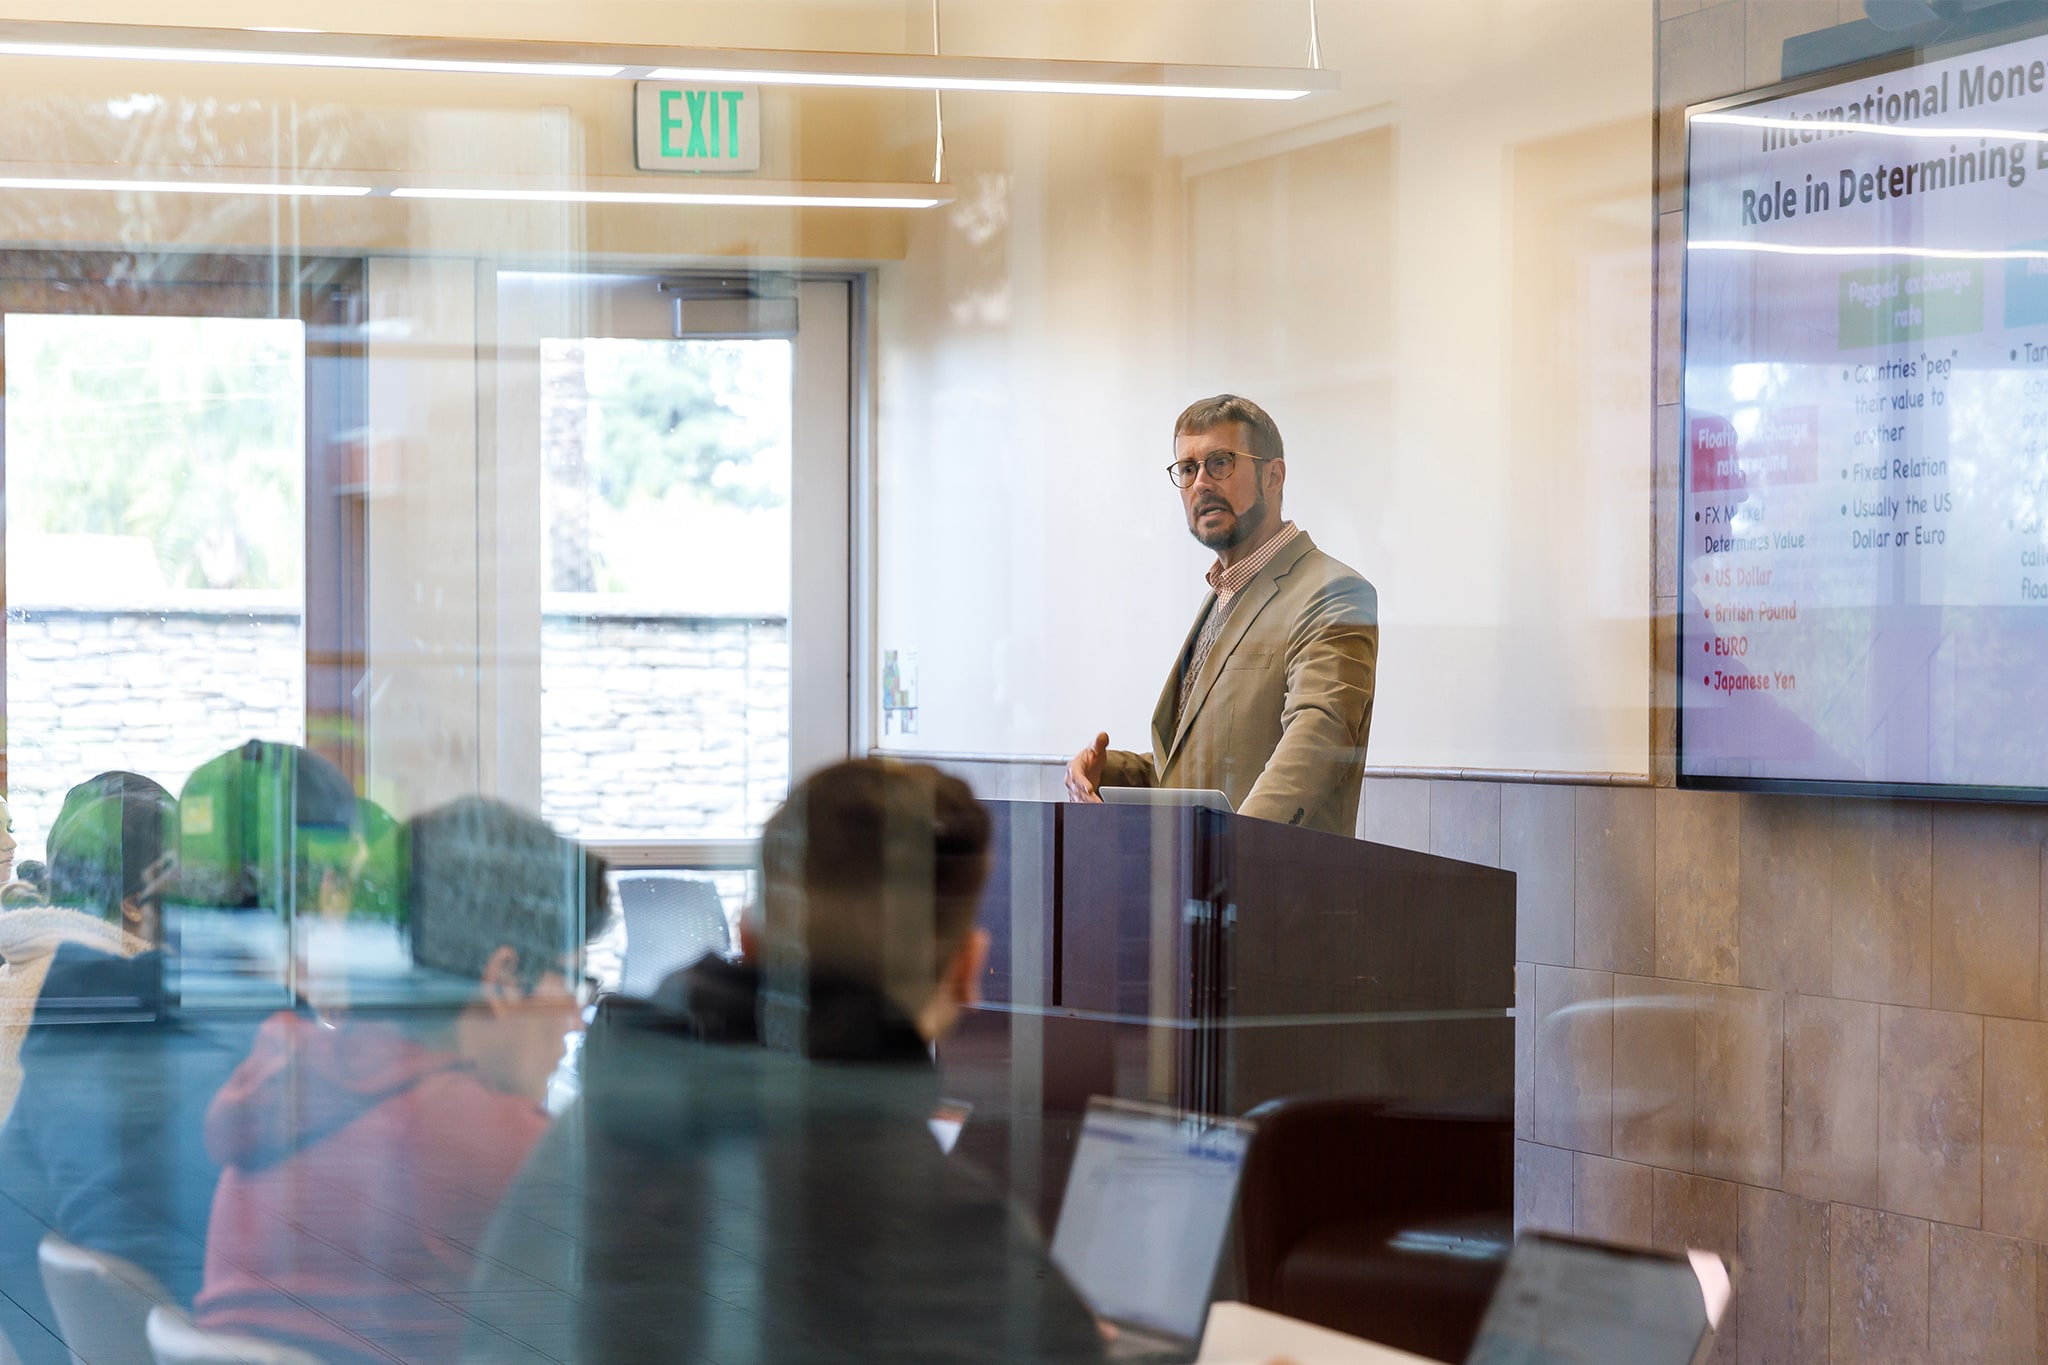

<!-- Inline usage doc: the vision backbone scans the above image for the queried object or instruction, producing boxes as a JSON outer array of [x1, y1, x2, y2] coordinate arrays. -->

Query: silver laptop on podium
[[1098, 787, 1235, 815]]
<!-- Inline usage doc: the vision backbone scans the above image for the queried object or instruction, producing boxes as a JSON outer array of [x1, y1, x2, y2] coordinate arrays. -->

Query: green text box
[[1838, 261, 1983, 349]]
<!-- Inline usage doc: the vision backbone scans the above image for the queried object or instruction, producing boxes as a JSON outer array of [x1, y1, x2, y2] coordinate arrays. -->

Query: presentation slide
[[1683, 30, 2048, 792]]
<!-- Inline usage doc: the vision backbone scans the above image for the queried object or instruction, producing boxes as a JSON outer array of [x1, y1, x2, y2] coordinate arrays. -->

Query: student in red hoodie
[[194, 796, 608, 1365]]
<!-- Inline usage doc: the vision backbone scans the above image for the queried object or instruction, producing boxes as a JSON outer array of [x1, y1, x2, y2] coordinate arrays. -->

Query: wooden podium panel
[[942, 800, 1515, 1229]]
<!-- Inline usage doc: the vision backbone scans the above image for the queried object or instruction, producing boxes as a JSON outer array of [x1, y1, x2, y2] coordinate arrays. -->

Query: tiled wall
[[1374, 775, 2048, 1364]]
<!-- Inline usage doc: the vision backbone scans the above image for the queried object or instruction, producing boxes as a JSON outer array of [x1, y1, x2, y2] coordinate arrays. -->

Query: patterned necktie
[[1176, 595, 1232, 728]]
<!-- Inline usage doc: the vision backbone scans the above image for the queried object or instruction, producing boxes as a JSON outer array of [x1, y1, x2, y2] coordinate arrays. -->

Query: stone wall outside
[[5, 604, 303, 863], [2, 604, 787, 859], [539, 612, 788, 841]]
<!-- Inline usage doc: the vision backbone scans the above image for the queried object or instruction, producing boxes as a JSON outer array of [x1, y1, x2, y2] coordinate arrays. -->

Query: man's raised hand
[[1064, 732, 1109, 803]]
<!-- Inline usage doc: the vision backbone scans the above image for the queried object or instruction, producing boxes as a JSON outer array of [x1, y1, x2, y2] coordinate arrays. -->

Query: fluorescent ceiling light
[[645, 64, 1314, 99], [0, 170, 938, 206], [392, 186, 941, 208], [0, 21, 1333, 99], [1691, 239, 2048, 260], [1694, 111, 2048, 143], [0, 175, 370, 196], [0, 40, 621, 78]]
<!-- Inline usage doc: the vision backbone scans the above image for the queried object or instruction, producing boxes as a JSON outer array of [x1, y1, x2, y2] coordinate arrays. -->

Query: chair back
[[145, 1307, 326, 1365], [37, 1233, 175, 1365], [618, 874, 730, 997], [1237, 1097, 1514, 1304]]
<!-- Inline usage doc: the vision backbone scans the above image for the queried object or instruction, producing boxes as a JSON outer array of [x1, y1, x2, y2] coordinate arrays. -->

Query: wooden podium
[[939, 800, 1516, 1230]]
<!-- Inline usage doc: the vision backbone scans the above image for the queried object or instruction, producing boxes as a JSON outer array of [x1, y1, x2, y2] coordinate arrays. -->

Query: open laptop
[[1049, 1097, 1256, 1361], [1463, 1230, 1731, 1365], [1099, 787, 1235, 815]]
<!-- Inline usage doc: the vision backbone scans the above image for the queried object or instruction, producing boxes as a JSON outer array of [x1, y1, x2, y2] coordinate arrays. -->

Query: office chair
[[146, 1307, 326, 1365], [37, 1233, 176, 1365], [1235, 1098, 1513, 1364], [617, 874, 730, 997]]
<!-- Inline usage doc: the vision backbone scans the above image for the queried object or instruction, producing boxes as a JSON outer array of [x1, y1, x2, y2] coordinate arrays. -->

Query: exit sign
[[634, 81, 761, 173]]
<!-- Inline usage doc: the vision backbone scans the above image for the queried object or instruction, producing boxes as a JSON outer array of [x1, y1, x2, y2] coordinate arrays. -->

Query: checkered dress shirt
[[1175, 521, 1300, 727]]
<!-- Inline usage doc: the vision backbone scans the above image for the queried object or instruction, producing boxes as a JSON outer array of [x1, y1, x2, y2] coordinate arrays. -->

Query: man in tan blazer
[[1065, 395, 1377, 837]]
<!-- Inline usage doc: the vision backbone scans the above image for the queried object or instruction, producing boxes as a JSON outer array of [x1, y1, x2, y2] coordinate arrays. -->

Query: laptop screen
[[1049, 1097, 1254, 1343], [1465, 1232, 1726, 1365]]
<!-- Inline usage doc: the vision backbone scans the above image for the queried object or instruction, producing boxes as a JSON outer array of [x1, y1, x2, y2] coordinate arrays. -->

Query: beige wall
[[361, 255, 483, 818], [875, 0, 1654, 775]]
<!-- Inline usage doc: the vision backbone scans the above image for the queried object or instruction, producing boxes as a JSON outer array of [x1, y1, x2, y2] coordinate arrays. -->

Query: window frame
[[489, 266, 862, 866]]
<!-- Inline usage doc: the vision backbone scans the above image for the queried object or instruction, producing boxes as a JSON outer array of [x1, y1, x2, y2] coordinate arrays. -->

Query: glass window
[[3, 313, 306, 864]]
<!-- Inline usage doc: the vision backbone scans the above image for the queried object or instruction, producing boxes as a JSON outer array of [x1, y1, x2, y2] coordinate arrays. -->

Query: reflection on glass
[[0, 5, 1695, 1363], [539, 336, 793, 841]]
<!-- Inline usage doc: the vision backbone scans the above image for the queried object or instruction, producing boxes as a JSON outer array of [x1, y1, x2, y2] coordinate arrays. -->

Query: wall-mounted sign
[[634, 81, 761, 173]]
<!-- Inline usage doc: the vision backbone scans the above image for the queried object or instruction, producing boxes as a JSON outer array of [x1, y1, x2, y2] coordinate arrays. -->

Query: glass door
[[494, 271, 854, 857]]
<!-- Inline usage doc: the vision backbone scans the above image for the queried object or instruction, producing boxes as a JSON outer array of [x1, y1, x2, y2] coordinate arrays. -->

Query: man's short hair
[[757, 760, 990, 994], [407, 796, 610, 989], [1174, 393, 1284, 464]]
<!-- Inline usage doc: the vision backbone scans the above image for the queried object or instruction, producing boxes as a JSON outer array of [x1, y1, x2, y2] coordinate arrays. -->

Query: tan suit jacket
[[1100, 532, 1377, 836]]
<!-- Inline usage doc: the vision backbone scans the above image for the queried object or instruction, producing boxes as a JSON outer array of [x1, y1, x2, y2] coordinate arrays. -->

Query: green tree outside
[[4, 313, 304, 592]]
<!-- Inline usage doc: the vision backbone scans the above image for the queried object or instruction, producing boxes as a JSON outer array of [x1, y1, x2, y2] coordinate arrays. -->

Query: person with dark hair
[[464, 758, 1105, 1364], [0, 770, 213, 1365], [1065, 394, 1379, 836], [44, 770, 176, 940], [1, 771, 175, 1122], [193, 795, 608, 1365]]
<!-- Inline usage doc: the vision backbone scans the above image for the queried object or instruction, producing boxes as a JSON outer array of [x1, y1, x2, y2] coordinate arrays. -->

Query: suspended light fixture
[[0, 170, 948, 208], [0, 19, 1339, 101]]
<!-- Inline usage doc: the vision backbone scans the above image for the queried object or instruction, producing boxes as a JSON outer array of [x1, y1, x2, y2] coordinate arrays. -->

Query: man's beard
[[1189, 484, 1270, 551]]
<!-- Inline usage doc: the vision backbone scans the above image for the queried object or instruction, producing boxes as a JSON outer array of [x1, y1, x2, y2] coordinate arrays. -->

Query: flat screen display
[[1682, 27, 2048, 795]]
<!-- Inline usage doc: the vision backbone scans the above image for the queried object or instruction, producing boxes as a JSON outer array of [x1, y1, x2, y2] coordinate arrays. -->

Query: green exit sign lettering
[[635, 81, 761, 173]]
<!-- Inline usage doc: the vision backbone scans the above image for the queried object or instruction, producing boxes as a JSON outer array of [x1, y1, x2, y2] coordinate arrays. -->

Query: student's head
[[46, 771, 177, 941], [1171, 393, 1286, 553], [752, 759, 991, 1041], [407, 796, 611, 1098]]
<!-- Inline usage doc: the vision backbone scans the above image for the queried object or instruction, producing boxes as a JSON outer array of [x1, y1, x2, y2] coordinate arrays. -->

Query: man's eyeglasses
[[1166, 451, 1271, 488]]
